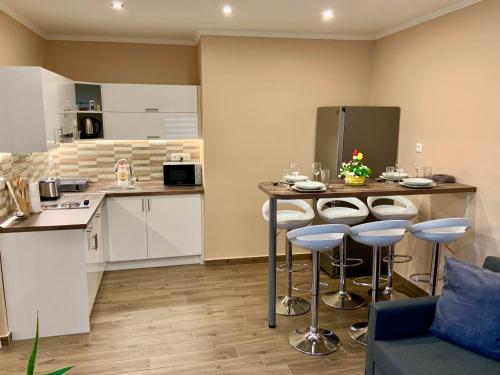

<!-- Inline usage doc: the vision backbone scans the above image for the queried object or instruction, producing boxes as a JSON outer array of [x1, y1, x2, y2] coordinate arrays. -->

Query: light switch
[[416, 143, 423, 153]]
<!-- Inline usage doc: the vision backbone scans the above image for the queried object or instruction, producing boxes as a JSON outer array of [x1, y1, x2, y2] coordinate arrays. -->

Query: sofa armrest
[[365, 296, 439, 375], [483, 256, 500, 273], [369, 296, 439, 341]]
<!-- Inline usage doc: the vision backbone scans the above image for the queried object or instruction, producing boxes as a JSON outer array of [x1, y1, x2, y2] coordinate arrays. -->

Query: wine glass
[[312, 162, 322, 181], [290, 162, 301, 177]]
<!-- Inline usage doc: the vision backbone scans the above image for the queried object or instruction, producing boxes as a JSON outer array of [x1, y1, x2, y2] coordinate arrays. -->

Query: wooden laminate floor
[[0, 262, 413, 375]]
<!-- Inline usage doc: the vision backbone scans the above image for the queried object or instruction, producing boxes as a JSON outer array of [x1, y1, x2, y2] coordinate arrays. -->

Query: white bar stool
[[348, 220, 412, 345], [317, 198, 368, 310], [410, 218, 472, 296], [262, 199, 314, 316], [366, 196, 418, 300], [287, 224, 350, 355]]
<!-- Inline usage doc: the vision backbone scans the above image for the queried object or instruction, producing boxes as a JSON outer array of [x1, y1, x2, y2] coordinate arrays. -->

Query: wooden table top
[[259, 180, 477, 199]]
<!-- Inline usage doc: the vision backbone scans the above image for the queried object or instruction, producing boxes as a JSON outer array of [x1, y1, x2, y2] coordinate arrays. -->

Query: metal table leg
[[268, 198, 277, 328]]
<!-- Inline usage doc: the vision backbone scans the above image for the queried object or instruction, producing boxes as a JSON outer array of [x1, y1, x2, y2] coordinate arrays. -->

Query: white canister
[[28, 181, 42, 213]]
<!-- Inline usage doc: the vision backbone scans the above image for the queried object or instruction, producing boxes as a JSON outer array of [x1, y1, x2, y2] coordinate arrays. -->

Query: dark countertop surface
[[0, 181, 204, 233], [259, 180, 476, 199]]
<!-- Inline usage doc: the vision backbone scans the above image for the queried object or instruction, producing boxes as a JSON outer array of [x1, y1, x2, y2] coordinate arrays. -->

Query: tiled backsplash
[[59, 140, 201, 182], [0, 150, 59, 219], [0, 140, 201, 220]]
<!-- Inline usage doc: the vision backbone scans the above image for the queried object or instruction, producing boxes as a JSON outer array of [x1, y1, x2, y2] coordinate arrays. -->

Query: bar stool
[[410, 218, 472, 296], [367, 196, 418, 300], [262, 199, 314, 316], [317, 198, 368, 310], [287, 224, 350, 355], [348, 220, 412, 346]]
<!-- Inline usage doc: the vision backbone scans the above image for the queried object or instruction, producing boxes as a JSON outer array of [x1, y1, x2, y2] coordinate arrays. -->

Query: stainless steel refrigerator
[[315, 106, 400, 278]]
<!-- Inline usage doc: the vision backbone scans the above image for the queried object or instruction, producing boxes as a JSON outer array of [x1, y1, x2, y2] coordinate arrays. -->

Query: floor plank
[[0, 261, 416, 374]]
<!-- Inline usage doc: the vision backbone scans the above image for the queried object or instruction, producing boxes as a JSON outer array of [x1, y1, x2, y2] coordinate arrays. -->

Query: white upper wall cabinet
[[0, 67, 75, 153], [103, 112, 199, 140], [101, 84, 199, 113]]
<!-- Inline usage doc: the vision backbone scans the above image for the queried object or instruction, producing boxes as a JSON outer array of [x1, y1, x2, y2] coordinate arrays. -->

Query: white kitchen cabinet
[[0, 67, 75, 153], [107, 196, 148, 262], [85, 206, 106, 312], [101, 84, 198, 113], [106, 194, 203, 266], [146, 195, 203, 259], [103, 112, 199, 140]]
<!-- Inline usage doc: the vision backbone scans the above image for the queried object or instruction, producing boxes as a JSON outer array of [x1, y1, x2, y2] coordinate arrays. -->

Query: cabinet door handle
[[145, 108, 159, 112], [146, 135, 160, 139], [142, 198, 145, 211], [93, 234, 99, 251], [147, 198, 151, 211]]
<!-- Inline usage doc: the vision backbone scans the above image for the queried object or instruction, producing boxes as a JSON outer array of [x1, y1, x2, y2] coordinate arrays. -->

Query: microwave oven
[[163, 162, 203, 186]]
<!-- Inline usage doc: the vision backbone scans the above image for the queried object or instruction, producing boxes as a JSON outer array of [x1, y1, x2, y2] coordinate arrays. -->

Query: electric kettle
[[80, 117, 102, 139]]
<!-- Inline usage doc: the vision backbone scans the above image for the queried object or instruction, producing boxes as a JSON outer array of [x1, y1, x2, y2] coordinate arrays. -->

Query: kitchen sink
[[101, 185, 141, 192]]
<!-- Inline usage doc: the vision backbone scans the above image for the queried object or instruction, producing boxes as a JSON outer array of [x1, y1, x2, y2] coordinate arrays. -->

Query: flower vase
[[345, 175, 365, 186]]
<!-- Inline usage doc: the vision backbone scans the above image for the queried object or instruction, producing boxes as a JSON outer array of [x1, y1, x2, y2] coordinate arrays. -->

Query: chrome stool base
[[349, 322, 368, 346], [289, 328, 341, 355], [322, 291, 365, 310], [376, 289, 409, 302], [276, 296, 310, 316]]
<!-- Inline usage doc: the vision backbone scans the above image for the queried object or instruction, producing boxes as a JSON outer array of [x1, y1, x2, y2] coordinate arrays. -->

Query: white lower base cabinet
[[0, 230, 91, 340], [107, 194, 203, 266], [107, 196, 148, 262], [147, 195, 202, 259]]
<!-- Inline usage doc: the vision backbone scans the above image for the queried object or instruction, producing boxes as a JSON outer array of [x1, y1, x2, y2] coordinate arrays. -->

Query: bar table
[[259, 179, 477, 328]]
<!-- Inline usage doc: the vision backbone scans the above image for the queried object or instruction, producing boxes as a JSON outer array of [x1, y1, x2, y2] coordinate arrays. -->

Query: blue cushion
[[430, 257, 500, 361], [373, 335, 500, 375]]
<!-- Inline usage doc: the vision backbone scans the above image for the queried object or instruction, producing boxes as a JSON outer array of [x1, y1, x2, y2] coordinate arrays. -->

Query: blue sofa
[[366, 256, 500, 375]]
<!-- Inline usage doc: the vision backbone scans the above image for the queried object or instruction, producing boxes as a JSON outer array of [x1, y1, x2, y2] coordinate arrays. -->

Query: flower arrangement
[[339, 149, 372, 185]]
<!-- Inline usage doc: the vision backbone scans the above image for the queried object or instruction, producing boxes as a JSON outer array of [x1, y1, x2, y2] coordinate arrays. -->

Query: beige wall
[[200, 36, 374, 260], [0, 10, 45, 66], [45, 40, 199, 84], [371, 0, 500, 282]]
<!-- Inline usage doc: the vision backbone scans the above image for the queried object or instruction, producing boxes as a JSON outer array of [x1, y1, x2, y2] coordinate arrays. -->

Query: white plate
[[382, 172, 409, 179], [292, 185, 327, 193], [402, 178, 434, 186], [285, 175, 309, 182], [294, 181, 325, 190], [399, 181, 436, 189]]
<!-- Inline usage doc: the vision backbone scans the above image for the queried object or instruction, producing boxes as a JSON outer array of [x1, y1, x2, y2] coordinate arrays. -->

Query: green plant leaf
[[26, 314, 39, 375], [46, 366, 74, 375]]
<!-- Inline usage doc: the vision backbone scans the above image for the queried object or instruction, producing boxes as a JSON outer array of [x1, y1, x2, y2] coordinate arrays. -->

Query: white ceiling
[[0, 0, 482, 45]]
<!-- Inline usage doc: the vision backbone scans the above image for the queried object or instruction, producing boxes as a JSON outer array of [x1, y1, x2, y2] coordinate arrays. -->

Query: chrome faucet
[[114, 158, 135, 185]]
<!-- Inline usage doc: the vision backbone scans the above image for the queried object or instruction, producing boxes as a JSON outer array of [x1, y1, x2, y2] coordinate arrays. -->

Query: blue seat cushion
[[373, 335, 500, 375], [430, 257, 500, 360]]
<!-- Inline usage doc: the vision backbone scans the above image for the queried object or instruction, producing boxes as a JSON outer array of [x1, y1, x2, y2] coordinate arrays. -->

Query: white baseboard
[[106, 255, 203, 271]]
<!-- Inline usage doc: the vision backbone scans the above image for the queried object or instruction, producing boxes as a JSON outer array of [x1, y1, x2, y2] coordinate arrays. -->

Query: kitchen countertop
[[0, 181, 204, 233], [0, 193, 106, 233], [83, 181, 204, 197]]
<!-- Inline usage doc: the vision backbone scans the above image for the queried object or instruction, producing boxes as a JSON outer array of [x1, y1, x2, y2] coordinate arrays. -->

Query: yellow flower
[[357, 152, 364, 160]]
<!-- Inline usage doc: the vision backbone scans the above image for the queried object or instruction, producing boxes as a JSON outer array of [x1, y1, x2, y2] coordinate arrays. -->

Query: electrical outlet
[[416, 143, 423, 153], [170, 153, 191, 162]]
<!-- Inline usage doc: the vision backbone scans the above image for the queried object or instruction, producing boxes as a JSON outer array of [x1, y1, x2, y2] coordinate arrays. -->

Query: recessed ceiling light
[[322, 9, 334, 21], [222, 5, 233, 16], [110, 1, 124, 10]]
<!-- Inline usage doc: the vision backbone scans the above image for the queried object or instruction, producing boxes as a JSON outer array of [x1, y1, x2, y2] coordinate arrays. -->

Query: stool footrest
[[293, 281, 329, 294], [277, 263, 309, 273], [409, 272, 444, 284], [383, 254, 412, 264], [331, 258, 364, 268], [353, 276, 388, 288]]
